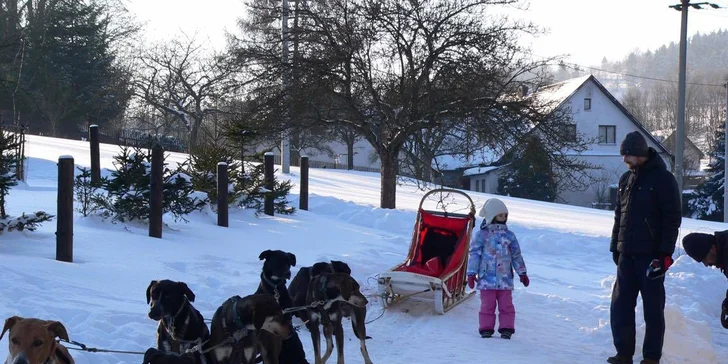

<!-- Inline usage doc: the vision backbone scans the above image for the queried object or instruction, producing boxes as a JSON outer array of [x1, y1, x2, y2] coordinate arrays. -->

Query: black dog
[[143, 348, 198, 364], [288, 260, 351, 321], [146, 280, 211, 360], [305, 273, 373, 364], [255, 250, 310, 364]]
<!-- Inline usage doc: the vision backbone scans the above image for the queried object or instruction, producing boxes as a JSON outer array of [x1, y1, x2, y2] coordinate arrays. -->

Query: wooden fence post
[[89, 124, 100, 186], [300, 156, 309, 211], [149, 144, 163, 238], [264, 152, 274, 216], [217, 162, 229, 227], [56, 156, 74, 262]]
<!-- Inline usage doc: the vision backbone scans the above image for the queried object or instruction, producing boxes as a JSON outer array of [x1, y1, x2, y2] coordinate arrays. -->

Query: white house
[[460, 75, 673, 208]]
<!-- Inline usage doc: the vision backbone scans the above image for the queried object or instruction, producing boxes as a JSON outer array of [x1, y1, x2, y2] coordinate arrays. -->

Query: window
[[599, 125, 616, 144], [475, 180, 481, 192], [584, 98, 592, 111]]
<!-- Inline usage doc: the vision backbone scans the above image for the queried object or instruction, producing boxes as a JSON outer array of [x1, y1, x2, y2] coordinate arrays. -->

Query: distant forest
[[553, 30, 728, 153]]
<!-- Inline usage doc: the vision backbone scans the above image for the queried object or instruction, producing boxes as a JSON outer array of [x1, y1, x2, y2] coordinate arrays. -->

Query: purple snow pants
[[479, 289, 515, 331]]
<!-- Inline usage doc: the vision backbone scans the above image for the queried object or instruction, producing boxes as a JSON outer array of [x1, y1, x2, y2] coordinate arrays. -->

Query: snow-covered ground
[[2, 135, 728, 364]]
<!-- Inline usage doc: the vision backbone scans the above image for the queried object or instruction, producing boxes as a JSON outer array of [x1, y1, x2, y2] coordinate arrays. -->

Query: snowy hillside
[[1, 135, 728, 364]]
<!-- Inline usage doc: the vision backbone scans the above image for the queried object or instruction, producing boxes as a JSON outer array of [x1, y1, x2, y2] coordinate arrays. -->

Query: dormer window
[[584, 98, 592, 111]]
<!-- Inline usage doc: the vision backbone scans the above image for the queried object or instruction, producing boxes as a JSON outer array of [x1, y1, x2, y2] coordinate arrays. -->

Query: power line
[[559, 62, 726, 88], [532, 53, 727, 88]]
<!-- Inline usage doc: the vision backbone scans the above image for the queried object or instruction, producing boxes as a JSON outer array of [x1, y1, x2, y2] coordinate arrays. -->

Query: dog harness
[[221, 295, 247, 338]]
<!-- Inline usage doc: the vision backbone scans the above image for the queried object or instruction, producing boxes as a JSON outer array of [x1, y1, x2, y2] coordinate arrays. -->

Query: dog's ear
[[1, 316, 22, 340], [146, 280, 158, 304], [259, 250, 272, 261], [287, 252, 296, 267], [178, 282, 196, 302], [46, 321, 70, 342]]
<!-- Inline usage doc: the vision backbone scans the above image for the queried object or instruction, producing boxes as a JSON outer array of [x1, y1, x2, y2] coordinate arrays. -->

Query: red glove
[[519, 274, 529, 287], [467, 275, 476, 289], [646, 255, 673, 280]]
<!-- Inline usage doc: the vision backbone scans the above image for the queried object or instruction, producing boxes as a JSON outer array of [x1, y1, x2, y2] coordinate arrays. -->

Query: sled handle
[[418, 188, 476, 216]]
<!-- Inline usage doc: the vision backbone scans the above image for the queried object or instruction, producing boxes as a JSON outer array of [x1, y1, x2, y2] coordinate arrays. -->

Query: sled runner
[[377, 189, 477, 314]]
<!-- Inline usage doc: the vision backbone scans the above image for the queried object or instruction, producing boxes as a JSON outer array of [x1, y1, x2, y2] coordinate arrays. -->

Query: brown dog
[[204, 294, 293, 364], [1, 316, 75, 364], [305, 273, 373, 364], [146, 280, 210, 356]]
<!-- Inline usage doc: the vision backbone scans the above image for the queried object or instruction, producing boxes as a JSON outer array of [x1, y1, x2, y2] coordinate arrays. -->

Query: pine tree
[[92, 146, 204, 223], [184, 144, 242, 206], [497, 137, 558, 202], [0, 131, 19, 219], [0, 130, 54, 233], [688, 122, 725, 221], [74, 167, 96, 217]]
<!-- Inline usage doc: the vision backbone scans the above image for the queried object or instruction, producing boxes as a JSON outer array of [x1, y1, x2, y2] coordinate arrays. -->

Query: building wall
[[566, 79, 669, 164], [468, 170, 502, 194], [252, 138, 380, 170]]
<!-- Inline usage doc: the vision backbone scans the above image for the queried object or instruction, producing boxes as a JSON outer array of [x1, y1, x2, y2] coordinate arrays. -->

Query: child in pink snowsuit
[[466, 198, 529, 339]]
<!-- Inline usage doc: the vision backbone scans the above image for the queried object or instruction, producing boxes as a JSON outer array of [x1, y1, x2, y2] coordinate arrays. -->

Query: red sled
[[377, 189, 477, 314]]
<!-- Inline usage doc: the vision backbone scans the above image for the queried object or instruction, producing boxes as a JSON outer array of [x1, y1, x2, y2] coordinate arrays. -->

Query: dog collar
[[261, 273, 284, 302]]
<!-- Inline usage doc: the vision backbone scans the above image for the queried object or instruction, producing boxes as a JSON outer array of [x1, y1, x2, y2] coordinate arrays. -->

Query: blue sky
[[127, 0, 728, 66]]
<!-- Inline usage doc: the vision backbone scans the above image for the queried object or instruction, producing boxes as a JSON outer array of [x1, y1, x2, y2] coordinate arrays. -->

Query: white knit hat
[[478, 198, 508, 223]]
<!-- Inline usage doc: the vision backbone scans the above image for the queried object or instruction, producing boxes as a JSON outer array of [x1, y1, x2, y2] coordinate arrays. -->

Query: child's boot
[[498, 328, 514, 339], [479, 329, 494, 338]]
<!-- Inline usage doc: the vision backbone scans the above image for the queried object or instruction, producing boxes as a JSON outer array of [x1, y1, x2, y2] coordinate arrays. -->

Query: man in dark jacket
[[682, 230, 728, 328], [608, 131, 682, 364]]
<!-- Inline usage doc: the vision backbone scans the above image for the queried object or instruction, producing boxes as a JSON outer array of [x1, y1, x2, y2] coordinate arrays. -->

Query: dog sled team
[[3, 133, 728, 364]]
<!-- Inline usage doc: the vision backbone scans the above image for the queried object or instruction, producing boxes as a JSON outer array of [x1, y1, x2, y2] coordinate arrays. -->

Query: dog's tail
[[351, 320, 373, 340]]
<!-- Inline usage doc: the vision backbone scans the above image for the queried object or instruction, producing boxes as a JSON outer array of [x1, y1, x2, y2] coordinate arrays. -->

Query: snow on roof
[[432, 147, 506, 170], [530, 75, 591, 114], [463, 165, 502, 177]]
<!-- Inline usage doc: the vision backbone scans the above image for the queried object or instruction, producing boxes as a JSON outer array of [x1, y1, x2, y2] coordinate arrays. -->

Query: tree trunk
[[189, 121, 200, 151], [380, 148, 399, 209], [422, 156, 432, 182], [347, 140, 354, 170]]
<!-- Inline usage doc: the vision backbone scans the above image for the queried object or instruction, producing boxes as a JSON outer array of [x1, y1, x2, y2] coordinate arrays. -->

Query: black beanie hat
[[682, 232, 715, 262], [620, 131, 649, 157]]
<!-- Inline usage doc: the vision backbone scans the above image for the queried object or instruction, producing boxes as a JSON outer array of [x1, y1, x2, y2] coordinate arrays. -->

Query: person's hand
[[467, 275, 476, 289], [646, 255, 672, 280], [519, 274, 529, 287], [612, 251, 620, 266]]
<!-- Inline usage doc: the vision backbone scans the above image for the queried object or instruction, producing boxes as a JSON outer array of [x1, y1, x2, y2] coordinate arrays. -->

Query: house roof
[[570, 75, 672, 157], [651, 129, 707, 159], [463, 165, 503, 177], [433, 74, 672, 171]]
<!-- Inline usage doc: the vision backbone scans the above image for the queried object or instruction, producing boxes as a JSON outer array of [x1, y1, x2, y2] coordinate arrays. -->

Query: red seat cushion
[[399, 257, 445, 277]]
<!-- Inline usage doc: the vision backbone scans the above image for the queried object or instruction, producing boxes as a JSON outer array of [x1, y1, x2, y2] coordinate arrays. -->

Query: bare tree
[[235, 0, 588, 208], [132, 36, 239, 150]]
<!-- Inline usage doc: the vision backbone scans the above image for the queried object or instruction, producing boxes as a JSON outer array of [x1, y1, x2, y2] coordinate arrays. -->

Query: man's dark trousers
[[611, 254, 665, 361]]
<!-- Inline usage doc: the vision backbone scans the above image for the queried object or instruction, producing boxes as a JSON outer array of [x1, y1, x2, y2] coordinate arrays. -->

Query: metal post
[[149, 144, 164, 238], [724, 81, 728, 222], [56, 156, 74, 263], [300, 156, 309, 211], [674, 0, 689, 204], [264, 152, 275, 216], [281, 0, 291, 174], [217, 162, 229, 227], [89, 125, 100, 186]]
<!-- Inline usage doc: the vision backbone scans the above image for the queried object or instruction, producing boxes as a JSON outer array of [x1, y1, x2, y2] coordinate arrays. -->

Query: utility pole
[[724, 81, 728, 222], [669, 1, 720, 206], [281, 0, 291, 173]]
